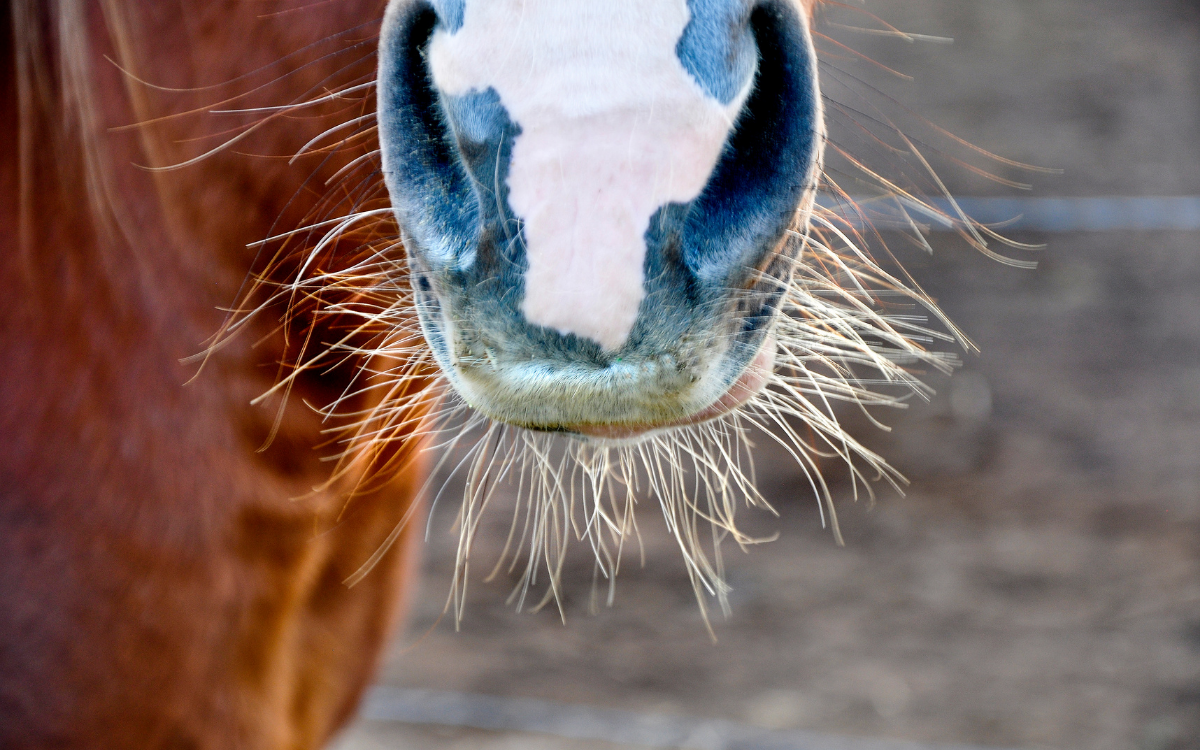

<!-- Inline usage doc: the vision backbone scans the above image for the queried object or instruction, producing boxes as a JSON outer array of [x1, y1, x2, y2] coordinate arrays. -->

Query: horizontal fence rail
[[356, 687, 1034, 750], [815, 195, 1200, 233]]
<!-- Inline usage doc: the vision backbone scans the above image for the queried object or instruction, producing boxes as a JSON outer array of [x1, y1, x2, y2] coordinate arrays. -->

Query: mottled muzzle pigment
[[378, 0, 822, 436]]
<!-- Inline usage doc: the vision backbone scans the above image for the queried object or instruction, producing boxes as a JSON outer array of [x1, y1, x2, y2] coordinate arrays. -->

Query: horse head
[[377, 0, 822, 438]]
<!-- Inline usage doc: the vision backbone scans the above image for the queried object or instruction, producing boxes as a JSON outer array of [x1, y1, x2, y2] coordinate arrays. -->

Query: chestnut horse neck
[[3, 0, 395, 466], [1, 2, 425, 749], [8, 1, 372, 293]]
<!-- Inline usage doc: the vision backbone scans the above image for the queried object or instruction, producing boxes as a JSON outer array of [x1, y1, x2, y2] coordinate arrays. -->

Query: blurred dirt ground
[[335, 1, 1200, 749]]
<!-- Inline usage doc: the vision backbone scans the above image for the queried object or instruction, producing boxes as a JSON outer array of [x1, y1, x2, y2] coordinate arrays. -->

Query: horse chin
[[565, 335, 776, 444]]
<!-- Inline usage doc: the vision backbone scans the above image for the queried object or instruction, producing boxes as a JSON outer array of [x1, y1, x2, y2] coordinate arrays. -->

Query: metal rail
[[356, 687, 1033, 750], [816, 195, 1200, 233]]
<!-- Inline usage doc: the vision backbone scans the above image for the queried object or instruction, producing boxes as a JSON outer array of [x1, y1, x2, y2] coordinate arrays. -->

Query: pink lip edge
[[571, 335, 777, 441]]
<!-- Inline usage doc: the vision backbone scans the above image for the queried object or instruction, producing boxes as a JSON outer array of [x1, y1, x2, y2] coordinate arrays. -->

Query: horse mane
[[10, 1, 119, 256], [5, 0, 212, 334]]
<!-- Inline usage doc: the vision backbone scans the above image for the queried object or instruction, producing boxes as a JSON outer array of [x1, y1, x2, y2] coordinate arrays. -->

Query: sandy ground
[[335, 2, 1200, 749]]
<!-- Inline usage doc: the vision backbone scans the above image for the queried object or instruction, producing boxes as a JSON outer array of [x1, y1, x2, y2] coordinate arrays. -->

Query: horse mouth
[[567, 336, 777, 442]]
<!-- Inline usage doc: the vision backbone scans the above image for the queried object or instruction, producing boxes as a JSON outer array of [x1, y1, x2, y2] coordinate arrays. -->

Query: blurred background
[[336, 1, 1200, 748]]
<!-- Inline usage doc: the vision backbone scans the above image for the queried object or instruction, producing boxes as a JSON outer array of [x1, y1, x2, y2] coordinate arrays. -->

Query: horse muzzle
[[377, 0, 822, 436]]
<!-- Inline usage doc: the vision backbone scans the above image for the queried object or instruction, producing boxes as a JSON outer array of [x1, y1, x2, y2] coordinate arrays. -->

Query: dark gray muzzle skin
[[377, 0, 820, 433]]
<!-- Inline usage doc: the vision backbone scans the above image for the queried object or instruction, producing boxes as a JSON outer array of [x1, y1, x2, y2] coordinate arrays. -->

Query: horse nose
[[679, 2, 822, 286], [377, 3, 481, 269], [377, 0, 820, 429], [379, 0, 820, 335]]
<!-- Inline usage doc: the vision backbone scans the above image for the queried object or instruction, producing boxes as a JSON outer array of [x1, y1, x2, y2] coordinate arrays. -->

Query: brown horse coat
[[0, 2, 426, 747]]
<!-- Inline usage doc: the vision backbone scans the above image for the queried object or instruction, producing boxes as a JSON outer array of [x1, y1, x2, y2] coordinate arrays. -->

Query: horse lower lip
[[571, 336, 777, 441]]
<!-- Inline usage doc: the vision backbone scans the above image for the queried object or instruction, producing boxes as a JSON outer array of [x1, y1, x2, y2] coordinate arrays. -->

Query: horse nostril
[[682, 0, 822, 286], [378, 1, 480, 270]]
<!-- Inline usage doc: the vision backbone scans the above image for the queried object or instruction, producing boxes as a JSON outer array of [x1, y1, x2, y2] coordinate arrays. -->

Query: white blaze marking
[[428, 0, 751, 351]]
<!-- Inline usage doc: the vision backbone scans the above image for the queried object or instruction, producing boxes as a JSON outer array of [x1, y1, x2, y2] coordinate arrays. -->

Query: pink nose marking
[[427, 0, 751, 350]]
